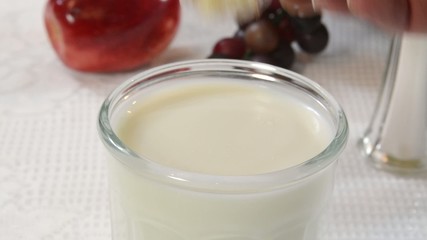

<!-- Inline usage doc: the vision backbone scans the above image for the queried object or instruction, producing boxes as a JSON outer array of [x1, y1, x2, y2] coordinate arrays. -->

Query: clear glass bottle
[[359, 34, 427, 173]]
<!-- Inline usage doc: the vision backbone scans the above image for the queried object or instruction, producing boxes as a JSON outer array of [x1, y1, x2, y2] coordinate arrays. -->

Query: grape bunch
[[208, 0, 329, 69]]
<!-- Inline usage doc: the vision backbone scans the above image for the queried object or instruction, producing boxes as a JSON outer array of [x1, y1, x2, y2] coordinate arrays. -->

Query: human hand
[[280, 0, 427, 32]]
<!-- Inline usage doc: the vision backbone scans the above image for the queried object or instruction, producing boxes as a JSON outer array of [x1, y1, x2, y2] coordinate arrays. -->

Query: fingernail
[[311, 0, 318, 11], [312, 0, 326, 8], [311, 0, 320, 12], [346, 0, 354, 12], [280, 0, 318, 17], [312, 0, 349, 12]]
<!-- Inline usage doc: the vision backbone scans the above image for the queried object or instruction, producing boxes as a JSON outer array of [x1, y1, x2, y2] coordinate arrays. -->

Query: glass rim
[[98, 59, 348, 193]]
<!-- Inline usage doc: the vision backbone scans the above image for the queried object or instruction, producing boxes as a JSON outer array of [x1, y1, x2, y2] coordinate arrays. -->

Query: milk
[[106, 78, 339, 240], [115, 79, 333, 175], [359, 34, 427, 171], [380, 34, 427, 161]]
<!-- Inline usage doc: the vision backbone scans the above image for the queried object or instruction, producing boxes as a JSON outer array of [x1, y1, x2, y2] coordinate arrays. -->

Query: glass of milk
[[98, 59, 348, 240]]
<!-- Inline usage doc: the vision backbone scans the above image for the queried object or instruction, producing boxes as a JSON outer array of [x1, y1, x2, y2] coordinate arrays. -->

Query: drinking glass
[[98, 59, 348, 240]]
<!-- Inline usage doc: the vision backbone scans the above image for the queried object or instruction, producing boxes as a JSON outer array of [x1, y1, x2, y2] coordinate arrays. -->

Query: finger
[[280, 0, 318, 17], [407, 0, 427, 32], [347, 0, 409, 32], [279, 0, 317, 17], [311, 0, 349, 12]]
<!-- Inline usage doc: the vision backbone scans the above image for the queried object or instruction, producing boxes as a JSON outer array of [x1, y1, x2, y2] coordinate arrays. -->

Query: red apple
[[44, 0, 180, 72]]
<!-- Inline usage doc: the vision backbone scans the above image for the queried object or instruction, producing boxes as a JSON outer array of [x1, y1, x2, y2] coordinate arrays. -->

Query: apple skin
[[44, 0, 180, 72]]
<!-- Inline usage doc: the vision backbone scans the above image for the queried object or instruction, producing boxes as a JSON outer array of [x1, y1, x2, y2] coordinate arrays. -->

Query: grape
[[207, 2, 329, 69], [267, 0, 282, 11], [213, 37, 246, 59], [271, 43, 295, 68], [244, 20, 279, 54], [249, 42, 295, 69], [291, 14, 322, 34], [296, 24, 328, 54], [278, 17, 295, 43], [262, 6, 286, 25]]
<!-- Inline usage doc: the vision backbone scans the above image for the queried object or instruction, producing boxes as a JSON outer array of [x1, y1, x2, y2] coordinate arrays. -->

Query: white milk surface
[[115, 79, 333, 175], [109, 79, 337, 240]]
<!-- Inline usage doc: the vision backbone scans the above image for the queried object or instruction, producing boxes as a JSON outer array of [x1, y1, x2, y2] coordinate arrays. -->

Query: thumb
[[313, 0, 409, 32], [346, 0, 409, 32]]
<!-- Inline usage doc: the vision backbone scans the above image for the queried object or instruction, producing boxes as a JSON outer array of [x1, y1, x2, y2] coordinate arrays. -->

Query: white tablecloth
[[1, 1, 426, 240]]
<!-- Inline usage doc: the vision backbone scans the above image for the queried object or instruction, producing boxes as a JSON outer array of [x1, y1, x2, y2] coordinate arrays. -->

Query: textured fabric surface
[[1, 1, 426, 240]]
